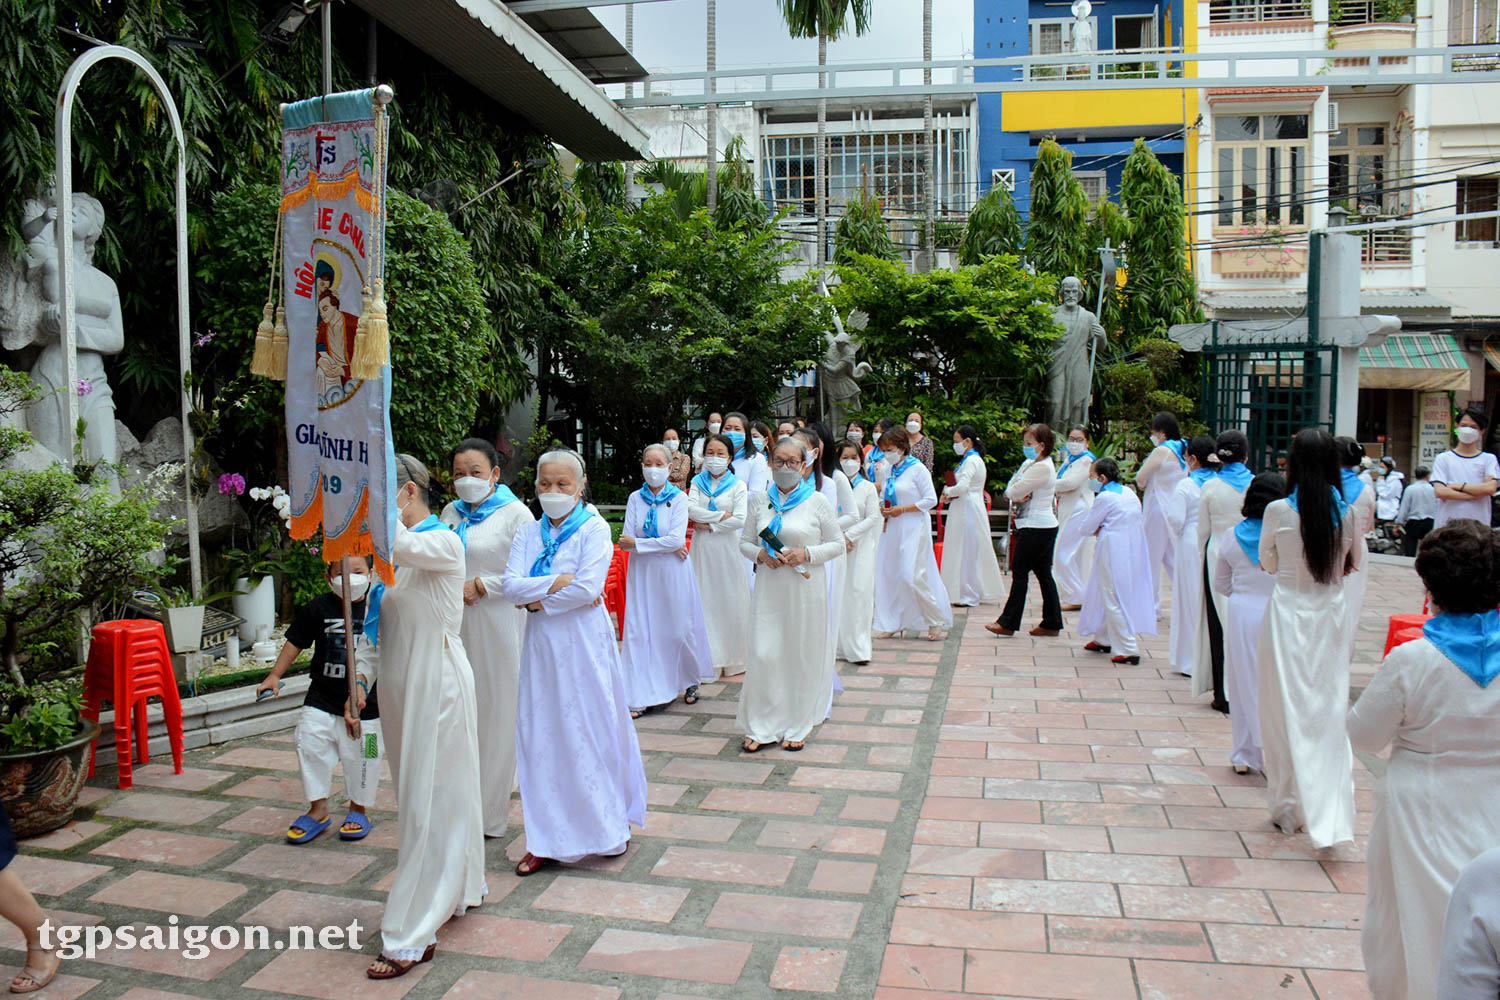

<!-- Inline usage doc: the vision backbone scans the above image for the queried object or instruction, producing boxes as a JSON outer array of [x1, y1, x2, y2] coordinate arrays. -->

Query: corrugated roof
[[352, 0, 648, 161], [1201, 289, 1452, 316], [516, 8, 647, 85]]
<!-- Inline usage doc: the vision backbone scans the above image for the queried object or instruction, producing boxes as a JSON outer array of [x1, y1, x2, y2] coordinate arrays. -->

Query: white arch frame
[[55, 44, 200, 597]]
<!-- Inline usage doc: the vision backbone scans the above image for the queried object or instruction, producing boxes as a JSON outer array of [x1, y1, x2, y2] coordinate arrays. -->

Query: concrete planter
[[163, 605, 205, 653]]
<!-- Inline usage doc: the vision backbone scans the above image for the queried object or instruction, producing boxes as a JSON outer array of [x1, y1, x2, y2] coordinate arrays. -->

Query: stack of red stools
[[603, 547, 630, 640], [1384, 597, 1433, 657], [83, 619, 184, 789], [933, 491, 994, 548]]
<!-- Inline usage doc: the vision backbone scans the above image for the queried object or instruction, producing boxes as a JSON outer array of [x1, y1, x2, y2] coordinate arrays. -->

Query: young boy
[[257, 558, 382, 845]]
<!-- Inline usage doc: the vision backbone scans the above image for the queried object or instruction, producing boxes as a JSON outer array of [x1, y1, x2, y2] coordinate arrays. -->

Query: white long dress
[[838, 476, 883, 663], [1437, 847, 1500, 1000], [872, 462, 954, 633], [1164, 475, 1205, 679], [736, 451, 770, 586], [737, 491, 845, 744], [1194, 475, 1248, 698], [1212, 532, 1273, 771], [621, 487, 714, 709], [501, 511, 648, 862], [687, 473, 751, 675], [817, 470, 854, 676], [1349, 632, 1500, 1000], [1053, 452, 1096, 605], [941, 453, 1004, 606], [1077, 486, 1157, 657], [1341, 477, 1377, 659], [1257, 496, 1359, 849], [355, 518, 487, 961], [439, 498, 535, 839], [1139, 442, 1188, 616]]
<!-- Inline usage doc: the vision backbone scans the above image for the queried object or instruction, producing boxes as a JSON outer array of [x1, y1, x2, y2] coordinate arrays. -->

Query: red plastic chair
[[1387, 625, 1426, 654], [1384, 596, 1432, 657], [83, 619, 184, 789], [603, 546, 630, 640]]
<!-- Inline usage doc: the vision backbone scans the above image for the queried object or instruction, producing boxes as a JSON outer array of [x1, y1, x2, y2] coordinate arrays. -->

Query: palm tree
[[778, 0, 875, 269], [922, 0, 934, 271], [706, 0, 717, 214]]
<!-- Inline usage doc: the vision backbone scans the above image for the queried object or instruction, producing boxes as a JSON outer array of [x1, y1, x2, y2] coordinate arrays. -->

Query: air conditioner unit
[[991, 168, 1016, 191], [1328, 101, 1340, 132]]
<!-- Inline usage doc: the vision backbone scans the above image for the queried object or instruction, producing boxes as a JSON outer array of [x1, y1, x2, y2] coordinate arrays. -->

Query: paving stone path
[[3, 558, 1422, 999]]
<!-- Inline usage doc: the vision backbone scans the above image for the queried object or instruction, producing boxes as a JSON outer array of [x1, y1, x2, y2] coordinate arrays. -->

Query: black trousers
[[1202, 556, 1227, 710], [997, 527, 1063, 631], [1402, 518, 1433, 557]]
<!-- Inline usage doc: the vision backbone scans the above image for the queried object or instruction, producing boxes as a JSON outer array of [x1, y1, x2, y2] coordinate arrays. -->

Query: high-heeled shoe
[[1111, 654, 1140, 665], [1083, 641, 1111, 654]]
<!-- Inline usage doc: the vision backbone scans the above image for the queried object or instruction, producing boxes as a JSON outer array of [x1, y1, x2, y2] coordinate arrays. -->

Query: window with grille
[[1077, 171, 1108, 205], [1450, 0, 1499, 43], [762, 128, 971, 218], [1214, 113, 1309, 227], [1330, 124, 1389, 213], [1457, 175, 1499, 246]]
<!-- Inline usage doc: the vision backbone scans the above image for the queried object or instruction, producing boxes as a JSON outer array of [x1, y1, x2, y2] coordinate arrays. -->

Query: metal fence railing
[[1209, 0, 1314, 22]]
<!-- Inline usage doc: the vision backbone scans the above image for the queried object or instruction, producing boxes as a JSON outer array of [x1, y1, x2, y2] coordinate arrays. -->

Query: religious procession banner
[[267, 88, 396, 583]]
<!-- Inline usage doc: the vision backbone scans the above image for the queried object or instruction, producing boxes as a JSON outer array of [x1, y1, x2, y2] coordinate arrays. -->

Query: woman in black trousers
[[988, 424, 1064, 637]]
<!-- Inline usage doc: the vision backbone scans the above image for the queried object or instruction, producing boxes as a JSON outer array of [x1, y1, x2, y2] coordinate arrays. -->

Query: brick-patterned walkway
[[4, 559, 1422, 999]]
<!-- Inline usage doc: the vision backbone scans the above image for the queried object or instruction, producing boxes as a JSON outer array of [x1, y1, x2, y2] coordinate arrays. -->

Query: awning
[[1484, 342, 1500, 374], [516, 8, 648, 85], [1359, 333, 1471, 391], [351, 0, 648, 160]]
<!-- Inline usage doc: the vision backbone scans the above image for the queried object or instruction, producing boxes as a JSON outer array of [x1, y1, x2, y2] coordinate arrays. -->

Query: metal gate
[[1199, 322, 1340, 473]]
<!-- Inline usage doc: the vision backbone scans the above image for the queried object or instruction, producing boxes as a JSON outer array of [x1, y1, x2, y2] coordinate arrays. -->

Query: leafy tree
[[532, 196, 829, 474], [1026, 139, 1090, 283], [196, 185, 496, 469], [638, 137, 767, 230], [832, 253, 1058, 474], [959, 183, 1024, 265], [1119, 139, 1202, 346], [833, 189, 897, 264]]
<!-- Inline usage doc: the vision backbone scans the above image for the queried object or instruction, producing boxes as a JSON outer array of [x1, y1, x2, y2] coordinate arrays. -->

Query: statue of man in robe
[[1047, 275, 1106, 430]]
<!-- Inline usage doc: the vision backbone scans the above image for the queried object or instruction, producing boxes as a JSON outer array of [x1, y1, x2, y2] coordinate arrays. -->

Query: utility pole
[[922, 0, 934, 272], [706, 0, 718, 215]]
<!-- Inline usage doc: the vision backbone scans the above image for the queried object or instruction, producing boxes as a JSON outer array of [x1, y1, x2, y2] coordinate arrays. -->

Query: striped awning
[[1483, 342, 1500, 374], [1358, 333, 1471, 391]]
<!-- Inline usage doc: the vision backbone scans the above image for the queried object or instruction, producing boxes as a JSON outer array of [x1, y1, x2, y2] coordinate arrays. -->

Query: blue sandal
[[286, 814, 331, 844], [339, 812, 373, 840]]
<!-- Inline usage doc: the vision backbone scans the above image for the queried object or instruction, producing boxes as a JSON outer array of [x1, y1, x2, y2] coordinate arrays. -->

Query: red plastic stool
[[1387, 625, 1426, 655], [83, 619, 184, 789], [1384, 607, 1433, 657], [604, 546, 629, 640], [934, 541, 944, 569]]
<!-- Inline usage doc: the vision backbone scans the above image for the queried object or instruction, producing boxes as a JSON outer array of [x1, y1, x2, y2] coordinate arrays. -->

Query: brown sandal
[[9, 950, 59, 995], [515, 852, 555, 876], [742, 737, 767, 753], [366, 942, 436, 979], [781, 740, 805, 752]]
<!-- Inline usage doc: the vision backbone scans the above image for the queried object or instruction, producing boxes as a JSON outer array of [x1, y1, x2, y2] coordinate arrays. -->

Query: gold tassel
[[250, 302, 276, 377], [350, 278, 388, 380], [269, 305, 290, 381]]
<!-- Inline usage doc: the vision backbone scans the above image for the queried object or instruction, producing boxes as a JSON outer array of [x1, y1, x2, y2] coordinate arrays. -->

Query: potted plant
[[0, 367, 173, 836], [157, 588, 207, 653], [222, 483, 293, 641]]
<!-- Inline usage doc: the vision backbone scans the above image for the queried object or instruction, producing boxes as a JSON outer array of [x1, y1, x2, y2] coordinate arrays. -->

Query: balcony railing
[[1025, 47, 1186, 80], [1360, 217, 1414, 263], [1334, 0, 1378, 24], [1210, 0, 1313, 23]]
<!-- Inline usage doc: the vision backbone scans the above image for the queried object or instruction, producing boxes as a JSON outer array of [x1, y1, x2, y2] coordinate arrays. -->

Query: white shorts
[[294, 705, 382, 807]]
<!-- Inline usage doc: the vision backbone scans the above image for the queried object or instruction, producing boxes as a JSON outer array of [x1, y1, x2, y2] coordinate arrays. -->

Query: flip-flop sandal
[[338, 812, 372, 840], [367, 943, 436, 980], [781, 741, 805, 752], [684, 686, 699, 704], [286, 814, 331, 845], [742, 737, 767, 753]]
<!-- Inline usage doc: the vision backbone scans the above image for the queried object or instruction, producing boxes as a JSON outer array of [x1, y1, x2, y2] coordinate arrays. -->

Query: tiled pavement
[[4, 558, 1423, 999]]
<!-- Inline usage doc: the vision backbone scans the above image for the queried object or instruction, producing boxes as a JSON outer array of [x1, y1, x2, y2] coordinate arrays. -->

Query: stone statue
[[0, 189, 123, 471], [1069, 0, 1096, 54], [1047, 276, 1106, 431], [820, 307, 873, 432]]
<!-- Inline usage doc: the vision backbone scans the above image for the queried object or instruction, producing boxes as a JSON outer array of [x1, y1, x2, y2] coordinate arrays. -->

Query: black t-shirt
[[284, 592, 378, 720]]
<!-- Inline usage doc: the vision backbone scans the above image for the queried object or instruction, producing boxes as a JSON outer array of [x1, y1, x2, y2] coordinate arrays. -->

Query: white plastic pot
[[164, 605, 206, 653], [232, 575, 276, 642]]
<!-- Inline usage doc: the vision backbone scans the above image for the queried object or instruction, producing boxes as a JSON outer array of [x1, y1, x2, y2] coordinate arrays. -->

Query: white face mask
[[751, 435, 766, 449], [453, 475, 494, 504], [332, 573, 370, 602], [1150, 432, 1165, 447], [663, 439, 680, 453], [953, 442, 967, 457], [707, 421, 722, 434], [872, 431, 882, 445], [840, 458, 862, 479], [771, 466, 803, 492], [642, 465, 669, 489], [848, 430, 863, 442], [538, 491, 579, 519], [1457, 426, 1482, 445], [883, 450, 903, 467], [1067, 441, 1087, 456], [905, 420, 922, 435], [705, 456, 729, 476]]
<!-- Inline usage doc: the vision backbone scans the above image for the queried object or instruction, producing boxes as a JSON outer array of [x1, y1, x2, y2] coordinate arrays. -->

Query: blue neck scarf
[[1341, 467, 1366, 504], [959, 449, 979, 466], [452, 485, 519, 545], [639, 482, 681, 538], [764, 479, 815, 558], [365, 515, 445, 646], [1101, 481, 1124, 495], [1058, 448, 1096, 478], [1234, 517, 1264, 566], [1424, 610, 1500, 687], [1163, 438, 1186, 469], [847, 468, 869, 485], [1219, 462, 1253, 492], [1190, 467, 1216, 487], [883, 456, 919, 505], [734, 443, 755, 462], [693, 469, 738, 511], [1288, 486, 1350, 524], [529, 502, 591, 576]]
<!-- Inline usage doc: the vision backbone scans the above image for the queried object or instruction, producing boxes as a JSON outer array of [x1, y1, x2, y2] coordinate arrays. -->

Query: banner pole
[[342, 554, 359, 739]]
